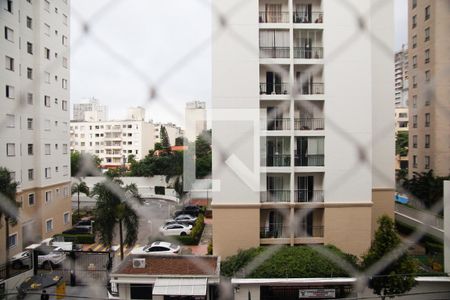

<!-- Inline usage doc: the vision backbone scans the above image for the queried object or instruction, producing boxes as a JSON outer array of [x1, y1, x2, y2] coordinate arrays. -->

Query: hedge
[[54, 233, 96, 244], [176, 214, 205, 245]]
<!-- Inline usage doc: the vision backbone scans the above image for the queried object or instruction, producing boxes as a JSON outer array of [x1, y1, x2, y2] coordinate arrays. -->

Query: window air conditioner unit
[[132, 258, 146, 269]]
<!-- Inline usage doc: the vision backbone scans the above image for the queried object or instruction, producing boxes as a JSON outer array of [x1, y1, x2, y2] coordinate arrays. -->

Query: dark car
[[174, 205, 201, 217], [62, 227, 91, 235]]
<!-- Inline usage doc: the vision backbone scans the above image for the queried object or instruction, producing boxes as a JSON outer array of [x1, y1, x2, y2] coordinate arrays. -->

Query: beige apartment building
[[0, 0, 72, 262], [212, 0, 395, 258], [407, 0, 450, 178]]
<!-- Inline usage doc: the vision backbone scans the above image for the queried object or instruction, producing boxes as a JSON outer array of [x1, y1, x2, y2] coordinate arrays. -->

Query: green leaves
[[0, 167, 19, 222]]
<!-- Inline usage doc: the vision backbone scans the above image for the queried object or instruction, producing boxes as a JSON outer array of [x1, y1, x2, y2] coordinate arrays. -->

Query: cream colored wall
[[371, 189, 395, 237]]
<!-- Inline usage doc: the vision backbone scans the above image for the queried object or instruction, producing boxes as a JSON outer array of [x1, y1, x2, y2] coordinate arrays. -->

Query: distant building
[[72, 98, 108, 121], [395, 107, 409, 133], [395, 47, 409, 108], [127, 106, 146, 121], [185, 101, 207, 141], [154, 123, 184, 146]]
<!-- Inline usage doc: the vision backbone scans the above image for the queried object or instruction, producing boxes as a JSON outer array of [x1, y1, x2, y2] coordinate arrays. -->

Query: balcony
[[294, 118, 324, 130], [293, 11, 323, 24], [259, 11, 290, 23], [261, 190, 290, 203], [294, 47, 323, 59], [294, 189, 324, 202], [260, 83, 289, 95], [295, 225, 324, 237], [260, 226, 290, 238], [260, 47, 290, 59], [266, 154, 291, 167], [295, 154, 324, 167], [267, 118, 291, 131], [296, 82, 324, 95]]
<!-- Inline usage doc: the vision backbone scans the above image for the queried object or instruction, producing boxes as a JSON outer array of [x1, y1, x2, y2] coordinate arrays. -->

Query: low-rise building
[[154, 123, 184, 146]]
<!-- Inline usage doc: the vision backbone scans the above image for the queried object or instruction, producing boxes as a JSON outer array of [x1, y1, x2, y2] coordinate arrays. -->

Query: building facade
[[0, 0, 72, 261], [212, 0, 395, 258], [154, 122, 184, 146], [407, 0, 450, 178], [72, 98, 108, 122], [185, 100, 207, 141], [70, 120, 155, 168], [395, 47, 409, 108]]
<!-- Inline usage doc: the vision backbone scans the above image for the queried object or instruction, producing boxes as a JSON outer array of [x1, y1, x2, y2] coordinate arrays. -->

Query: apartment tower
[[212, 0, 395, 257], [185, 100, 207, 142], [1, 0, 72, 260], [407, 0, 450, 177], [394, 46, 409, 108]]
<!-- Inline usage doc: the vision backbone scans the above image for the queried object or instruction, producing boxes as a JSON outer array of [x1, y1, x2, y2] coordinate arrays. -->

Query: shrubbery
[[176, 214, 205, 245]]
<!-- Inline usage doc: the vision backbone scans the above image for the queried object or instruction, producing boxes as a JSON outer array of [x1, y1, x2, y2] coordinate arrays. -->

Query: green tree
[[91, 180, 142, 260], [71, 180, 90, 218], [160, 126, 171, 149], [0, 167, 19, 278], [396, 131, 408, 157], [71, 151, 102, 177], [71, 151, 81, 177], [403, 170, 449, 208], [362, 216, 418, 300], [127, 154, 137, 165], [195, 135, 212, 178], [154, 142, 163, 151], [175, 136, 187, 146]]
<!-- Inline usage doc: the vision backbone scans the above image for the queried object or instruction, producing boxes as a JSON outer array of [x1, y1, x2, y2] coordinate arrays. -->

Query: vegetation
[[130, 151, 183, 177], [402, 170, 449, 209], [362, 216, 418, 300], [71, 180, 90, 216], [91, 179, 142, 260], [195, 131, 212, 178], [176, 214, 205, 245], [71, 151, 102, 177], [160, 126, 171, 149], [0, 167, 19, 277], [221, 245, 357, 278], [396, 131, 408, 157], [175, 136, 187, 146]]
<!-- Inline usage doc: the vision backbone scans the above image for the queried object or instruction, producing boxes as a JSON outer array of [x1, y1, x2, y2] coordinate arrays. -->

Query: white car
[[10, 251, 32, 269], [130, 241, 180, 255], [159, 223, 192, 236], [11, 246, 66, 269], [174, 214, 197, 224]]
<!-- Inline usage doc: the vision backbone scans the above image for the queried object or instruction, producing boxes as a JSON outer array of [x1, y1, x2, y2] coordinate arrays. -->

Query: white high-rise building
[[395, 46, 409, 108], [212, 0, 395, 258], [154, 123, 184, 146], [73, 98, 108, 122], [0, 0, 72, 260], [185, 101, 207, 141], [127, 106, 146, 121]]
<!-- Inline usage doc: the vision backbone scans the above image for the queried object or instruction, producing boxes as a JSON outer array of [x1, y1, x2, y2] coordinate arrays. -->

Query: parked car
[[130, 241, 180, 255], [12, 246, 66, 270], [163, 219, 193, 227], [174, 205, 201, 217], [10, 251, 32, 269], [159, 223, 192, 236], [75, 218, 94, 231], [174, 214, 198, 225], [62, 227, 91, 235]]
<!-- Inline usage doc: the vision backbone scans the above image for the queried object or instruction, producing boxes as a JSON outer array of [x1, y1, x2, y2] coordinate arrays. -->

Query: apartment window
[[425, 5, 431, 20], [46, 219, 53, 233], [4, 26, 14, 42], [412, 35, 417, 48], [44, 23, 50, 36], [412, 55, 417, 68], [63, 14, 68, 25], [28, 193, 35, 205], [27, 144, 33, 155], [27, 168, 34, 180], [6, 143, 15, 156], [45, 167, 51, 178], [45, 144, 51, 155], [425, 156, 430, 169], [412, 0, 417, 9], [27, 93, 33, 105], [44, 119, 50, 131], [425, 27, 430, 42], [425, 113, 430, 127], [425, 135, 430, 148], [27, 42, 33, 54], [8, 233, 17, 249], [412, 76, 417, 88], [62, 144, 68, 154], [412, 15, 417, 28], [5, 55, 14, 71], [62, 79, 67, 89], [62, 100, 68, 111], [44, 0, 50, 11], [4, 0, 13, 13], [425, 70, 431, 82], [412, 135, 417, 148], [62, 35, 68, 46], [413, 155, 417, 168], [27, 118, 33, 129], [5, 85, 14, 99], [425, 49, 430, 64], [62, 57, 68, 68], [413, 115, 418, 128], [62, 165, 68, 176], [45, 47, 50, 59], [63, 212, 70, 225], [27, 68, 33, 79], [44, 72, 50, 83], [6, 114, 15, 128], [26, 16, 32, 29], [44, 95, 50, 107]]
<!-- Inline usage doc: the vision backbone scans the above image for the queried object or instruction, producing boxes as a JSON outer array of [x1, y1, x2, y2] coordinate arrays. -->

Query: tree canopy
[[396, 131, 408, 157], [403, 170, 449, 208], [160, 126, 170, 149], [71, 151, 102, 177]]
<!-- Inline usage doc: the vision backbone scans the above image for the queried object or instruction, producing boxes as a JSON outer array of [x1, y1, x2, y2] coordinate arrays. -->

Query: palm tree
[[0, 167, 19, 278], [91, 179, 142, 260], [71, 180, 90, 218]]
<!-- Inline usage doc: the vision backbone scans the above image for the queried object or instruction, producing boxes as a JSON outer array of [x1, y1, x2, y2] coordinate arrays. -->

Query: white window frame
[[6, 85, 15, 99], [28, 169, 34, 181], [45, 219, 53, 233], [5, 55, 14, 71], [63, 212, 70, 225], [6, 143, 15, 156], [4, 26, 14, 42], [8, 232, 18, 248], [6, 114, 15, 128]]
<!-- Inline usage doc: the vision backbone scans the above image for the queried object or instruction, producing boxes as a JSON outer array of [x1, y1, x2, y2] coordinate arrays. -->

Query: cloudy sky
[[70, 0, 407, 125]]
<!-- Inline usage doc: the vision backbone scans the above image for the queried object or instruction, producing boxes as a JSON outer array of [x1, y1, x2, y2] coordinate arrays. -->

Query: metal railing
[[295, 154, 325, 167], [261, 190, 291, 203], [266, 118, 291, 130], [260, 47, 290, 59], [294, 189, 324, 203], [266, 154, 291, 167], [296, 82, 324, 95], [293, 11, 323, 24], [260, 225, 290, 238], [259, 12, 290, 23], [294, 47, 323, 59], [294, 118, 325, 130], [295, 225, 324, 238], [260, 83, 290, 95]]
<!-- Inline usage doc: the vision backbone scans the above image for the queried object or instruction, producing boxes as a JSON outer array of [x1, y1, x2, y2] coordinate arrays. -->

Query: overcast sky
[[70, 0, 408, 125]]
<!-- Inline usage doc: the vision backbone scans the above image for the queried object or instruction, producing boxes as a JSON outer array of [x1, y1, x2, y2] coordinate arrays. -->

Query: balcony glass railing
[[295, 225, 324, 238], [259, 12, 290, 23], [296, 83, 324, 95], [294, 47, 323, 59], [260, 83, 290, 95], [294, 190, 324, 202], [260, 47, 290, 59], [266, 154, 291, 167], [294, 118, 324, 130], [295, 154, 324, 167], [260, 225, 290, 238], [266, 118, 291, 131], [261, 190, 290, 203], [293, 11, 323, 24]]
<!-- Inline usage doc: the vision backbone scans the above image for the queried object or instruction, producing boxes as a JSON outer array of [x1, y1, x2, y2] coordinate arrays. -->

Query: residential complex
[[154, 122, 184, 146], [0, 0, 72, 260], [72, 98, 108, 122], [395, 47, 409, 108], [407, 0, 450, 177], [212, 0, 395, 257], [185, 100, 207, 141]]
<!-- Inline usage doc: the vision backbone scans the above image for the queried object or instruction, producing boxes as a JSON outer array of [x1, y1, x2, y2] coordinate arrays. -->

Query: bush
[[54, 234, 95, 244], [425, 242, 443, 255], [207, 242, 213, 255], [221, 247, 265, 277], [176, 214, 205, 245]]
